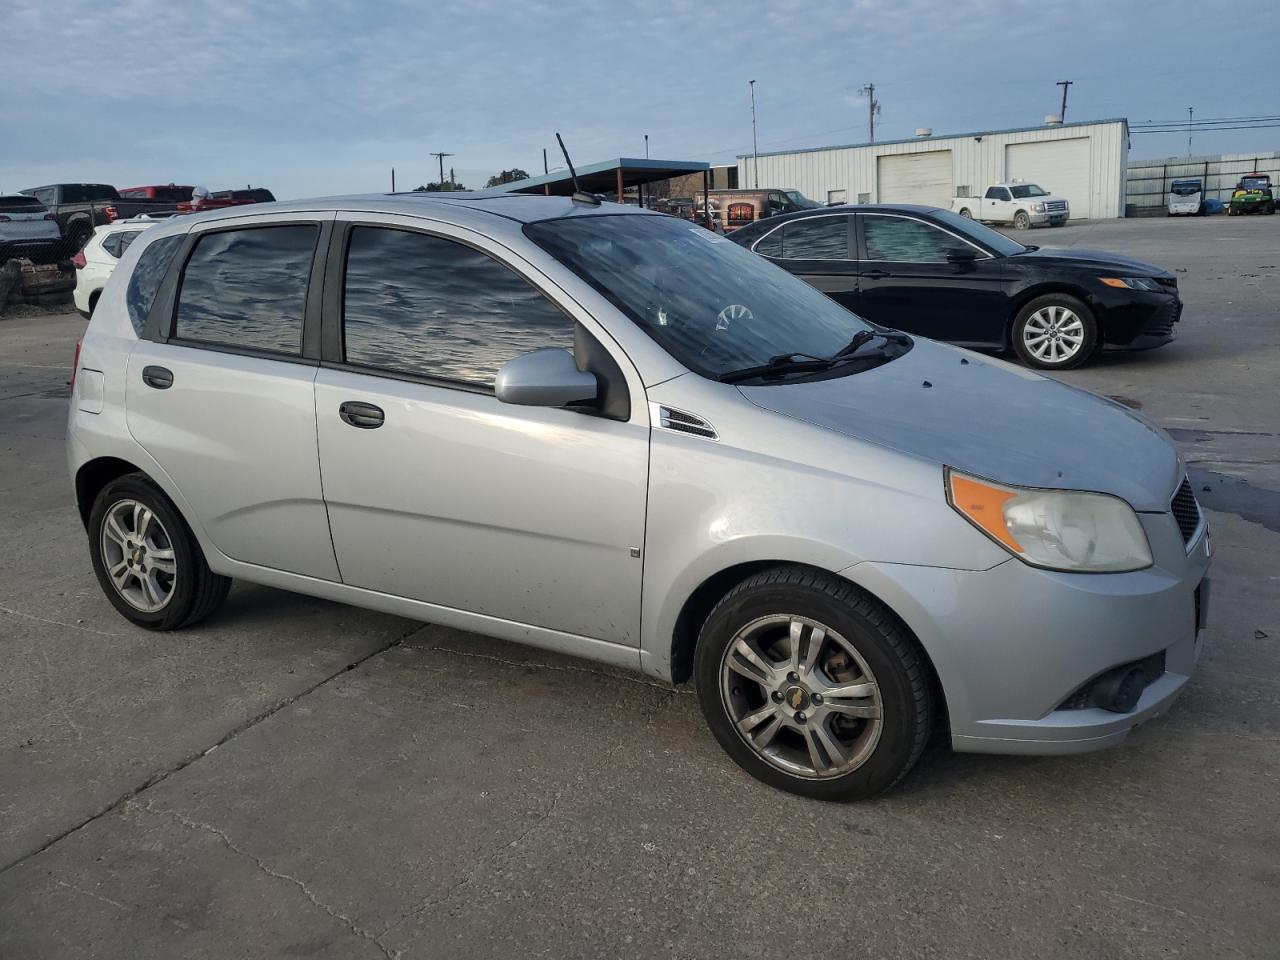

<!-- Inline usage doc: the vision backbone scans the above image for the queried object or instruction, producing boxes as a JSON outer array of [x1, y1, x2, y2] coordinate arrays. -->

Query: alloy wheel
[[719, 614, 883, 779], [100, 499, 177, 612], [1022, 305, 1085, 364]]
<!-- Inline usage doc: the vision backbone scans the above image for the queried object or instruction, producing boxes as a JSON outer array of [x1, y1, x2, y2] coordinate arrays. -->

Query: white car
[[0, 194, 62, 262], [952, 182, 1070, 229], [73, 220, 156, 316]]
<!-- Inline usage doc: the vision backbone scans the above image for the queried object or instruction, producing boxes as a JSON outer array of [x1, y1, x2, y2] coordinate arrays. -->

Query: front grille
[[1142, 302, 1181, 338], [1045, 200, 1068, 212], [1171, 476, 1202, 546]]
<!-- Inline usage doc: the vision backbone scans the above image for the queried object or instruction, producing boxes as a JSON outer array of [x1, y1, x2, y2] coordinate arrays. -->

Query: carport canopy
[[489, 157, 710, 199]]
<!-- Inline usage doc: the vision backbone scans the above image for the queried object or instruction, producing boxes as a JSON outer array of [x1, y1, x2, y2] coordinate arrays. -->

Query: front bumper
[[849, 509, 1211, 755], [1098, 289, 1182, 350]]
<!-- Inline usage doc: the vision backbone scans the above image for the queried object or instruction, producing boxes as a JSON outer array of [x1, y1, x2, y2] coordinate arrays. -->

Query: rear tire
[[88, 473, 231, 630], [1011, 293, 1097, 370], [693, 566, 932, 801], [957, 208, 973, 218]]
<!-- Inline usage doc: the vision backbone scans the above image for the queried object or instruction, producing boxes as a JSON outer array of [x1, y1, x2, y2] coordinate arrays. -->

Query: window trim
[[855, 212, 993, 264], [322, 219, 581, 396], [749, 213, 854, 262], [144, 219, 329, 365]]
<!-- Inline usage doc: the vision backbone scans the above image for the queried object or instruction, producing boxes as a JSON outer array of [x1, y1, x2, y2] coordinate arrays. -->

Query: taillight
[[103, 206, 119, 221], [71, 250, 87, 269], [71, 338, 83, 390]]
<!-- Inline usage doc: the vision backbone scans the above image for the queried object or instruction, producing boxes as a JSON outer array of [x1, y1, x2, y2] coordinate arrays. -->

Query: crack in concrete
[[0, 602, 128, 638], [53, 877, 128, 911], [0, 623, 426, 876], [377, 791, 562, 943], [138, 800, 398, 960]]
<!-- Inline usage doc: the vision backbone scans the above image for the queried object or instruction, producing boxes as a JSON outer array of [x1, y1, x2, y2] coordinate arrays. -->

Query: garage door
[[1005, 139, 1091, 219], [877, 151, 953, 209]]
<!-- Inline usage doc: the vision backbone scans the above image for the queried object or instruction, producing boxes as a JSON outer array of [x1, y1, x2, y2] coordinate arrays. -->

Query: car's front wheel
[[88, 473, 230, 630], [1011, 294, 1097, 369], [1013, 210, 1031, 230], [694, 567, 933, 801]]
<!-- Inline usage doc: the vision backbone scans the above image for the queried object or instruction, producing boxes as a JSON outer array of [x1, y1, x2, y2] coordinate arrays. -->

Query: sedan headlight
[[1101, 276, 1163, 292], [1032, 202, 1046, 212], [947, 470, 1153, 572]]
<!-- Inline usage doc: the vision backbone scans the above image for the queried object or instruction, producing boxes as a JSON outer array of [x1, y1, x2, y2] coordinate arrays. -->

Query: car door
[[125, 212, 340, 580], [313, 215, 649, 646], [982, 186, 1013, 222], [752, 214, 858, 312], [853, 212, 1007, 346]]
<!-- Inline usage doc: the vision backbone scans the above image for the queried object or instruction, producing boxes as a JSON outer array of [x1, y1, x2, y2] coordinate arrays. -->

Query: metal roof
[[738, 118, 1130, 160], [488, 158, 710, 196]]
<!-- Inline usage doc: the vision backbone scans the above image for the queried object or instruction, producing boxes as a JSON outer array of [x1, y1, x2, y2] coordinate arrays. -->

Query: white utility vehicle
[[952, 182, 1069, 229], [72, 219, 157, 316], [1167, 178, 1204, 216]]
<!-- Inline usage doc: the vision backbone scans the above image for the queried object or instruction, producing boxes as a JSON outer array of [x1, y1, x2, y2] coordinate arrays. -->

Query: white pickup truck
[[951, 182, 1069, 229]]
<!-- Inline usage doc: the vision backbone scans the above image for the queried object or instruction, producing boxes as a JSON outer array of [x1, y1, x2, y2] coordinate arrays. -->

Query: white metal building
[[737, 118, 1129, 220]]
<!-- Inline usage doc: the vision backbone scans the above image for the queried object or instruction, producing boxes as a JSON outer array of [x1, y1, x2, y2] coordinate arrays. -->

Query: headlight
[[1032, 202, 1046, 212], [1101, 277, 1163, 292], [947, 470, 1153, 572]]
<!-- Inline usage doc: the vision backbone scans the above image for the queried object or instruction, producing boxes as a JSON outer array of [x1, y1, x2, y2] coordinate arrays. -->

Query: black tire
[[957, 208, 973, 218], [693, 566, 932, 801], [1013, 210, 1031, 230], [88, 472, 231, 630], [67, 222, 92, 252], [1011, 293, 1098, 370], [87, 290, 100, 315]]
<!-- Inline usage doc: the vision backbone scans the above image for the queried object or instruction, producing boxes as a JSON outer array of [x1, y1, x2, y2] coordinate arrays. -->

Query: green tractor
[[1227, 173, 1275, 215]]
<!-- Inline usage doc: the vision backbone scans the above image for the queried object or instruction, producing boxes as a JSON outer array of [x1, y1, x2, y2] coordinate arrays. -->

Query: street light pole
[[1187, 106, 1193, 159], [749, 79, 759, 188]]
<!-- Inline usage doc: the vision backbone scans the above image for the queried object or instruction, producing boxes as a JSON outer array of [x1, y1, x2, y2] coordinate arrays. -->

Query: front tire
[[1011, 294, 1097, 370], [1013, 211, 1031, 230], [88, 473, 230, 630], [693, 566, 932, 801]]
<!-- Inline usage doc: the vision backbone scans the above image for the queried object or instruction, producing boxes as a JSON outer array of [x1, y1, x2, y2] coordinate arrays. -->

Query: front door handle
[[862, 269, 891, 280], [339, 401, 385, 429], [141, 365, 173, 389]]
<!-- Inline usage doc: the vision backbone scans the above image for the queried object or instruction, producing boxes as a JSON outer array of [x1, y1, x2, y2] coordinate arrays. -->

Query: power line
[[1132, 122, 1280, 134]]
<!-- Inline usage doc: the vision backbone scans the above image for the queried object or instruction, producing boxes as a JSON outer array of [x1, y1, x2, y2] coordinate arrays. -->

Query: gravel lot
[[2, 215, 1277, 959]]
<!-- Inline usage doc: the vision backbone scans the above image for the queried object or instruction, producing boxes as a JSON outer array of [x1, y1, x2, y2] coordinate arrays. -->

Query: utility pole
[[749, 79, 759, 188], [859, 83, 880, 142], [543, 148, 548, 175], [1056, 80, 1073, 122], [644, 134, 649, 159], [430, 151, 454, 190], [1187, 106, 1194, 158], [391, 167, 396, 192]]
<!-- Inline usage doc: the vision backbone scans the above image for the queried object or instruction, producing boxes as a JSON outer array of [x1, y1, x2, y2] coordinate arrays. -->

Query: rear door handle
[[339, 401, 385, 429], [862, 269, 891, 280], [141, 365, 173, 389]]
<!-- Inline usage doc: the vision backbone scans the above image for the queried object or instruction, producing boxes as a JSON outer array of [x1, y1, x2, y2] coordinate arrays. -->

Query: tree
[[412, 181, 467, 192], [485, 168, 530, 188]]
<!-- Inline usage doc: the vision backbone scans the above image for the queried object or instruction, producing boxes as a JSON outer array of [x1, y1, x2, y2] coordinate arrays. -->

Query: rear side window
[[0, 196, 46, 214], [342, 226, 576, 387], [754, 217, 849, 260], [126, 234, 184, 335], [101, 234, 123, 257], [174, 225, 317, 354]]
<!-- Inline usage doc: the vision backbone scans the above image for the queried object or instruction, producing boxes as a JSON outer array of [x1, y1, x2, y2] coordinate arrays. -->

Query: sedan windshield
[[526, 214, 875, 379], [785, 190, 822, 209], [928, 209, 1027, 256], [1009, 184, 1049, 198]]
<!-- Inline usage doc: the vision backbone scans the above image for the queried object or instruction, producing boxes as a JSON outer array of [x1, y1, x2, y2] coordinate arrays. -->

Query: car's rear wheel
[[694, 566, 932, 801], [1012, 294, 1097, 370], [957, 208, 973, 218], [1013, 211, 1031, 230], [88, 473, 230, 630]]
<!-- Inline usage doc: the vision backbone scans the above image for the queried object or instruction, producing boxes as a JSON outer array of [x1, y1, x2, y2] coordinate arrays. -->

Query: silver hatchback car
[[68, 193, 1211, 799]]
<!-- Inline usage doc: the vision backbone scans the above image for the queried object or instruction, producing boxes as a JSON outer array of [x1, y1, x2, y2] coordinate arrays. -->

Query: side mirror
[[495, 348, 598, 409], [946, 247, 978, 263]]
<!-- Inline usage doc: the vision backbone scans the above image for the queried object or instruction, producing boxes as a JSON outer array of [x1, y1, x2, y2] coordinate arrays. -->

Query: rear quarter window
[[125, 234, 184, 335]]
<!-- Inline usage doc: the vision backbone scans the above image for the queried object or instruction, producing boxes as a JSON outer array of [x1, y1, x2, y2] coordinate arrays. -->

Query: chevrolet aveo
[[68, 193, 1212, 800]]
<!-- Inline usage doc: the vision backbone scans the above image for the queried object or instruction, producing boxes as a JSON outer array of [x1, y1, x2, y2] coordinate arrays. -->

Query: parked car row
[[0, 182, 275, 264]]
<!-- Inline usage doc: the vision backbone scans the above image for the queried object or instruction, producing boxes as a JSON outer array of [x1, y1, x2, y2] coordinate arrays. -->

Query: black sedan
[[727, 204, 1181, 369]]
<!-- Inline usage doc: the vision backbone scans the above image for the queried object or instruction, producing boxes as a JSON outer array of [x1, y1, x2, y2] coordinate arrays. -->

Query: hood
[[738, 339, 1181, 512], [1010, 246, 1171, 277]]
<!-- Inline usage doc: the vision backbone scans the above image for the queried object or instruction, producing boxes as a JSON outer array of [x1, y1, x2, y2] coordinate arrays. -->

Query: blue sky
[[3, 0, 1275, 199]]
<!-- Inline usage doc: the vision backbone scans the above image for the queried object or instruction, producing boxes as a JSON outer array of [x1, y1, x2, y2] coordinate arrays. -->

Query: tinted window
[[1009, 184, 1048, 199], [342, 227, 576, 386], [754, 228, 783, 258], [126, 234, 184, 335], [778, 216, 849, 259], [116, 230, 143, 256], [984, 187, 1002, 199], [175, 225, 317, 354], [863, 216, 968, 262], [62, 184, 118, 203], [101, 234, 123, 257], [0, 195, 46, 213]]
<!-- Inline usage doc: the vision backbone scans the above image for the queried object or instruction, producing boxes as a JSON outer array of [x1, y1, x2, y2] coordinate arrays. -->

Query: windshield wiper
[[717, 352, 834, 383], [831, 328, 911, 359]]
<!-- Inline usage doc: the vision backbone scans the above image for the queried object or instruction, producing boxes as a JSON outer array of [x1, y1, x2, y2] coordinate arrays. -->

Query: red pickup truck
[[177, 186, 277, 213]]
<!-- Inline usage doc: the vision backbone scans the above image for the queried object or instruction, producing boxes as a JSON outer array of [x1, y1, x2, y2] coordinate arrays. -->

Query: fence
[[1126, 151, 1280, 215]]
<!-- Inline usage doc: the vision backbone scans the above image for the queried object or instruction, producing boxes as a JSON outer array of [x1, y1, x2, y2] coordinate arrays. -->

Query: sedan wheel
[[720, 614, 883, 779], [1011, 294, 1097, 370], [100, 499, 177, 612]]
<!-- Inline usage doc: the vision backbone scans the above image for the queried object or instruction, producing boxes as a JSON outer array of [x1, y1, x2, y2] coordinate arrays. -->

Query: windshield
[[525, 214, 875, 379], [1239, 177, 1269, 191], [927, 209, 1028, 256], [1009, 184, 1049, 199], [1171, 181, 1202, 196], [785, 190, 822, 209]]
